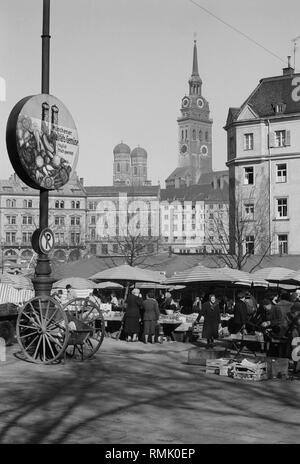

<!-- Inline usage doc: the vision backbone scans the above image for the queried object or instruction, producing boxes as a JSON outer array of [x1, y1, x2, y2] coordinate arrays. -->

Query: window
[[276, 163, 287, 183], [117, 163, 120, 172], [164, 214, 168, 220], [199, 130, 202, 141], [205, 131, 209, 142], [101, 244, 108, 255], [22, 216, 33, 225], [276, 198, 288, 218], [5, 232, 16, 244], [23, 199, 33, 208], [181, 130, 184, 140], [54, 233, 65, 243], [90, 228, 96, 240], [278, 234, 288, 255], [173, 214, 178, 220], [147, 244, 154, 254], [209, 213, 214, 219], [245, 235, 255, 254], [55, 200, 64, 209], [173, 225, 178, 231], [71, 232, 80, 244], [192, 129, 196, 140], [71, 216, 80, 226], [113, 244, 118, 254], [229, 136, 235, 156], [275, 130, 286, 147], [244, 133, 254, 150], [244, 203, 254, 220], [90, 216, 96, 225], [75, 201, 80, 209], [134, 167, 137, 175], [88, 202, 97, 210], [6, 199, 16, 208], [22, 232, 32, 243], [244, 167, 254, 185], [54, 216, 65, 226], [6, 216, 16, 225]]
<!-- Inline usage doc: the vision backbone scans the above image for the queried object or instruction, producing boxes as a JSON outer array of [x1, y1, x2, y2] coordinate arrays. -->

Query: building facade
[[225, 60, 300, 255]]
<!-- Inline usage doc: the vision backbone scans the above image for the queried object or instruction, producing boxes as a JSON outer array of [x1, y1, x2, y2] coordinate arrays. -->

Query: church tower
[[166, 40, 213, 187]]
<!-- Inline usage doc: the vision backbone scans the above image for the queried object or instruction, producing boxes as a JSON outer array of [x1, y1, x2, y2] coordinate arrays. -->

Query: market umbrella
[[165, 264, 233, 285], [251, 267, 294, 283], [0, 272, 33, 290], [90, 264, 165, 284], [135, 282, 186, 290], [279, 269, 300, 286], [95, 281, 124, 290], [52, 277, 97, 289], [217, 267, 268, 287]]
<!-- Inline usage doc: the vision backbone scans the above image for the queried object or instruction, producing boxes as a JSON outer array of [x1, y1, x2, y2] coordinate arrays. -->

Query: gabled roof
[[226, 72, 300, 126]]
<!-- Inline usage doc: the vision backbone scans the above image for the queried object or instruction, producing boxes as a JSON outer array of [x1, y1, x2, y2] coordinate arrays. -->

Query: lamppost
[[6, 0, 79, 297]]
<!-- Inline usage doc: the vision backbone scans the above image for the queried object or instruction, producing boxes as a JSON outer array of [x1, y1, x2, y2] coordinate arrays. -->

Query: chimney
[[283, 55, 294, 76]]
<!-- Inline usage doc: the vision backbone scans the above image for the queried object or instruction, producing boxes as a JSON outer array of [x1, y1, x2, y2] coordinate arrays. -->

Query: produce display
[[16, 114, 72, 190]]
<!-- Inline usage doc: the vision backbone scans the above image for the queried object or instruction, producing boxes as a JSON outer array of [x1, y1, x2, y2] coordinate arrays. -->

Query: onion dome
[[131, 146, 147, 158], [113, 142, 131, 155]]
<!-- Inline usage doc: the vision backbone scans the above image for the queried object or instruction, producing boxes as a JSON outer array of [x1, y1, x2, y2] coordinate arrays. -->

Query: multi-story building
[[166, 40, 213, 188], [0, 172, 86, 270], [225, 58, 300, 255], [85, 185, 160, 256], [160, 171, 228, 254]]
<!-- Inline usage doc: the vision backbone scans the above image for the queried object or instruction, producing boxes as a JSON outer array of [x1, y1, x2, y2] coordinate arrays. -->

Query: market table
[[222, 334, 263, 357]]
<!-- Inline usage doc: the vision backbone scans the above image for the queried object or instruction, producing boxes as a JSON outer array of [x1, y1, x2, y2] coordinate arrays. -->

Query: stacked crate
[[230, 359, 268, 381]]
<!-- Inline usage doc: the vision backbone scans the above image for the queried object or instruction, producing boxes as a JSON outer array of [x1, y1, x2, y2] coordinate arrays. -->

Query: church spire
[[192, 39, 199, 77], [189, 39, 202, 96]]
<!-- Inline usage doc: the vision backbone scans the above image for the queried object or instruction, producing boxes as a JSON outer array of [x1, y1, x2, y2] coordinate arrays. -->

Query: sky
[[1, 0, 300, 187]]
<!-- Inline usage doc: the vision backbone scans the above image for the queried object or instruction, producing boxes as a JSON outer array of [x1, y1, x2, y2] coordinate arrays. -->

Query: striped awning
[[279, 269, 300, 285], [251, 267, 294, 283], [217, 267, 268, 287], [0, 272, 33, 290], [165, 264, 233, 285]]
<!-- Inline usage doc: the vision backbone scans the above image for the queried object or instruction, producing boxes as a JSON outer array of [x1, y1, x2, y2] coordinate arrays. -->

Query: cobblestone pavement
[[0, 338, 300, 444]]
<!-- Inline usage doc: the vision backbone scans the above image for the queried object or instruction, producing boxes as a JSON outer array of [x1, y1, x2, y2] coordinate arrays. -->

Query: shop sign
[[6, 94, 79, 190]]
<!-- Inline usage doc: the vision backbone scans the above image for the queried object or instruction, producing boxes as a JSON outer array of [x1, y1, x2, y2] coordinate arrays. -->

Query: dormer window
[[273, 103, 286, 114]]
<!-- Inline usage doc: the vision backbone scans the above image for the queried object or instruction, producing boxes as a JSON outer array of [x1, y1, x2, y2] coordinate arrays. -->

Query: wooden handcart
[[16, 296, 105, 364]]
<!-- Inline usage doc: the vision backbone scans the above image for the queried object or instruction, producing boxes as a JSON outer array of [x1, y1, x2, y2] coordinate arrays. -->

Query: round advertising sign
[[31, 227, 55, 254], [6, 94, 79, 190]]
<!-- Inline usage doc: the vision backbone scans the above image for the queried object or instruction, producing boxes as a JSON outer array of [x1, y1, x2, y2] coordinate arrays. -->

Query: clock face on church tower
[[182, 97, 190, 108], [197, 98, 204, 108]]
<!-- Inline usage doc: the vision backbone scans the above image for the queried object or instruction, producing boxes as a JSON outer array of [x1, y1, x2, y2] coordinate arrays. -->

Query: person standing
[[66, 284, 77, 301], [123, 288, 143, 342], [230, 291, 248, 334], [197, 293, 220, 348], [142, 291, 160, 344]]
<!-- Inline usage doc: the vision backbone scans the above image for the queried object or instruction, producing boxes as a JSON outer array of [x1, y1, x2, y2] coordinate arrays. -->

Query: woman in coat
[[123, 288, 143, 342], [198, 293, 221, 348], [142, 291, 160, 344]]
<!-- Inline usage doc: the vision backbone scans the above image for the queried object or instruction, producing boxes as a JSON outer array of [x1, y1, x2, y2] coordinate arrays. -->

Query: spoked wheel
[[62, 297, 105, 360], [16, 296, 69, 364]]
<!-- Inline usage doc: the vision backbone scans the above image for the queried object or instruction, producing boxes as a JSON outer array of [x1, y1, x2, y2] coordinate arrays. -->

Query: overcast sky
[[1, 0, 300, 187]]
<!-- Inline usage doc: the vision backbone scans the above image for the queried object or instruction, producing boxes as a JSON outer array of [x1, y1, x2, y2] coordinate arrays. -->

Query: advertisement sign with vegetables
[[6, 94, 79, 190]]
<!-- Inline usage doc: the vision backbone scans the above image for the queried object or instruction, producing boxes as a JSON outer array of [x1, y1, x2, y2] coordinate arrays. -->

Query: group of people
[[193, 289, 300, 358], [122, 288, 160, 343]]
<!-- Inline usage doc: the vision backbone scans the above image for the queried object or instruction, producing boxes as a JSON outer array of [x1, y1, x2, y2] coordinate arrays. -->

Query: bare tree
[[106, 232, 161, 267], [205, 186, 273, 272]]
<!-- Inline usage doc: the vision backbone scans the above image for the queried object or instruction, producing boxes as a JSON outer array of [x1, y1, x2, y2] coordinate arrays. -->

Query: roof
[[0, 172, 86, 197], [160, 183, 228, 202], [113, 142, 131, 154], [165, 166, 192, 182], [131, 147, 147, 158], [85, 185, 160, 197], [227, 72, 300, 124]]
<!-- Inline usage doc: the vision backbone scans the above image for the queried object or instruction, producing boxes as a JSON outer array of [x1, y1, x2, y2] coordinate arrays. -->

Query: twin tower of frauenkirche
[[113, 41, 213, 188], [166, 40, 213, 188]]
